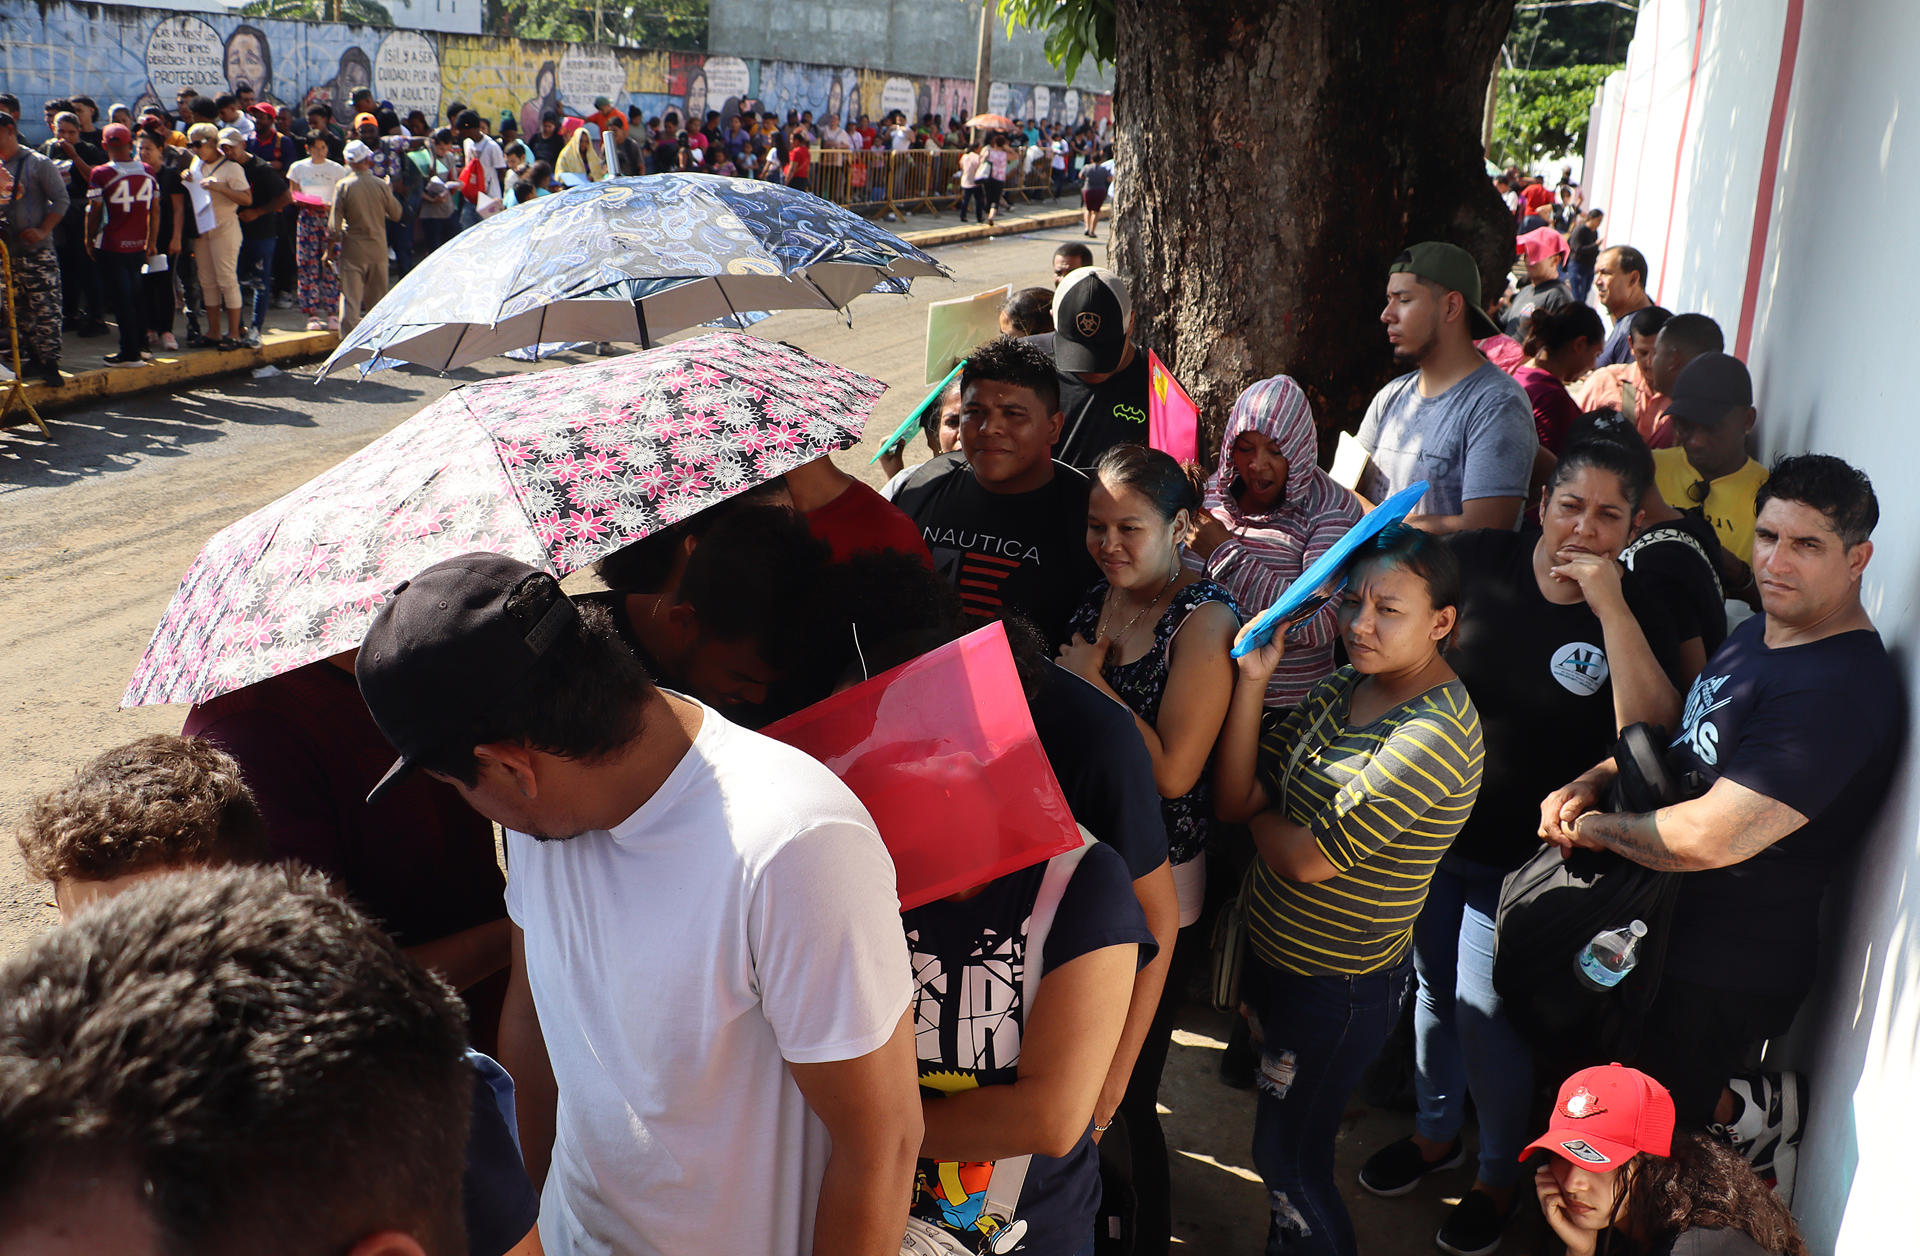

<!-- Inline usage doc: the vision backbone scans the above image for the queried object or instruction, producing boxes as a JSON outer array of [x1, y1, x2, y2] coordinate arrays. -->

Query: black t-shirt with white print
[[1662, 614, 1901, 994], [902, 842, 1155, 1255], [892, 452, 1099, 647], [1620, 511, 1727, 657], [1445, 527, 1682, 869]]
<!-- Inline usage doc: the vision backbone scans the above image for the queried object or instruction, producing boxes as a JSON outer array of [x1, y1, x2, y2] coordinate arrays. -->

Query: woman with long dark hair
[[1529, 1065, 1807, 1256]]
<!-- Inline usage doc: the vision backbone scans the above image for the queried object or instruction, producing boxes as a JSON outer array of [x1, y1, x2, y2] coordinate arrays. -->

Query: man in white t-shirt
[[356, 552, 921, 1256], [456, 108, 506, 228]]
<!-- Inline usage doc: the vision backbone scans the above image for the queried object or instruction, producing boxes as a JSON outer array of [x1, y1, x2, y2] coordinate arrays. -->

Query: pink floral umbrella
[[123, 332, 887, 709]]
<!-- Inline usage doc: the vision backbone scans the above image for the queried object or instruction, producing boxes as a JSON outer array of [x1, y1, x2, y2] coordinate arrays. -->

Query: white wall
[[1584, 2, 1918, 1251]]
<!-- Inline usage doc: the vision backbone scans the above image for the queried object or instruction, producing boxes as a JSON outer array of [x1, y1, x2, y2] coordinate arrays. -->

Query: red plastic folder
[[1147, 349, 1200, 465], [762, 622, 1083, 911]]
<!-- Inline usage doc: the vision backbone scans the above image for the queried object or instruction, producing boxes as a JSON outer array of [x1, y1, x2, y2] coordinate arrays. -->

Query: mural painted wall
[[0, 0, 1110, 146]]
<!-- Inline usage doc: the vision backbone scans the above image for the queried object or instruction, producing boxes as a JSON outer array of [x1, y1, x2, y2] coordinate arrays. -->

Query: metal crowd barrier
[[798, 148, 1075, 219]]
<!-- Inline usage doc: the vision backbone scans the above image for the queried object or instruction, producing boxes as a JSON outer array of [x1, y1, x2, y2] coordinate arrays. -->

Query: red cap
[[102, 123, 133, 145], [1521, 1064, 1674, 1171]]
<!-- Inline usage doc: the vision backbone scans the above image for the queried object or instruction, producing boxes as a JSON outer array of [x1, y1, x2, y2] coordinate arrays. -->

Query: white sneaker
[[1717, 1072, 1802, 1204], [242, 327, 262, 349]]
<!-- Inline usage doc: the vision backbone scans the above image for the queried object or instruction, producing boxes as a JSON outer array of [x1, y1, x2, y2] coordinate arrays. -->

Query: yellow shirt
[[1653, 446, 1769, 563]]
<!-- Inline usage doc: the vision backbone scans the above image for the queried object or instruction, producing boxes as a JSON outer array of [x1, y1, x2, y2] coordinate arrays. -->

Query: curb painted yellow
[[899, 206, 1105, 250], [4, 330, 339, 424]]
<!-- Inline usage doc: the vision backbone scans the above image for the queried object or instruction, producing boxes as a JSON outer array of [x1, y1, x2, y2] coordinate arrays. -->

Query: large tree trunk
[[1111, 0, 1517, 449]]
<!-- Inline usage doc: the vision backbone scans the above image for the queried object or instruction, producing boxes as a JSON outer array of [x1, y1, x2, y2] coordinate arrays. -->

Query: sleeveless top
[[1066, 579, 1242, 865]]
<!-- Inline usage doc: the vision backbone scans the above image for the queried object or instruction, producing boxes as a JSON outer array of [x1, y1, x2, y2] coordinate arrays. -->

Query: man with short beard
[[1355, 242, 1538, 533], [355, 553, 922, 1256]]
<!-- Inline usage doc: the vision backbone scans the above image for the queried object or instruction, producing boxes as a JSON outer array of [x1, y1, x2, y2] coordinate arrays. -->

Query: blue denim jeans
[[237, 235, 277, 331], [1411, 855, 1534, 1190], [1246, 958, 1411, 1256]]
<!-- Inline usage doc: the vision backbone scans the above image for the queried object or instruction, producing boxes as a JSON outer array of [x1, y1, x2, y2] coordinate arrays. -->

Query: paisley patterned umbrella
[[319, 175, 949, 379], [125, 332, 887, 708]]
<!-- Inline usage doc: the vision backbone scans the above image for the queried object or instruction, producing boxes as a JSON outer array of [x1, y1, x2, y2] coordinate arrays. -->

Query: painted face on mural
[[224, 28, 270, 99], [685, 70, 708, 125], [826, 75, 843, 120]]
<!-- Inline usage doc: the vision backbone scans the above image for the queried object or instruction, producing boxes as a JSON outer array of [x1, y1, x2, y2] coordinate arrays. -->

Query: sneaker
[[103, 351, 147, 367], [159, 334, 180, 351], [1435, 1189, 1513, 1256], [305, 317, 326, 331], [272, 293, 295, 309], [1358, 1136, 1466, 1198], [242, 327, 262, 348], [326, 317, 341, 332], [1717, 1072, 1802, 1203], [33, 361, 63, 388]]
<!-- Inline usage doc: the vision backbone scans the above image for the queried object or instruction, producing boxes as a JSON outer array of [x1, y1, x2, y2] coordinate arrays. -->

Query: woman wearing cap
[[1187, 375, 1365, 711], [1529, 1065, 1806, 1256], [1214, 524, 1485, 1256], [186, 123, 251, 349]]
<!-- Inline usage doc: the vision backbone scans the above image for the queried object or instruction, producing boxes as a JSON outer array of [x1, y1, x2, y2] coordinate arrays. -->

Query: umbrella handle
[[632, 297, 652, 351]]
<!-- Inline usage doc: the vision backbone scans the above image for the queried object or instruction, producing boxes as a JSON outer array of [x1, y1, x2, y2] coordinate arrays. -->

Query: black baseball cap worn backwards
[[356, 551, 578, 805]]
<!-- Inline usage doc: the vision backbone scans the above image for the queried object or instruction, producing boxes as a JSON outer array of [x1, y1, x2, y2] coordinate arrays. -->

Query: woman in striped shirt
[[1214, 524, 1485, 1256]]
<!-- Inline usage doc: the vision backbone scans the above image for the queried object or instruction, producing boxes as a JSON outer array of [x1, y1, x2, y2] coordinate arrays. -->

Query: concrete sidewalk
[[1, 199, 1100, 430]]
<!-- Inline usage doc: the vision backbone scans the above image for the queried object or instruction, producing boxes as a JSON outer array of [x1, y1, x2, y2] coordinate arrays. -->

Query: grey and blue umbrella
[[318, 175, 949, 379]]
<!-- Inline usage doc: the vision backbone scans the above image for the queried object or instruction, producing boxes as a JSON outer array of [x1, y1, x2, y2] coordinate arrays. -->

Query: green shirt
[[1249, 667, 1484, 976]]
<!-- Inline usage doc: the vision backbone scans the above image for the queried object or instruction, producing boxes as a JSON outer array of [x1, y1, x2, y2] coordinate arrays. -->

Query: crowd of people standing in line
[[0, 85, 1106, 386], [0, 168, 1888, 1256]]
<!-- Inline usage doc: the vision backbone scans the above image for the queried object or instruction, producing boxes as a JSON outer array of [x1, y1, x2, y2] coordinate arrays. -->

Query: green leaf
[[1488, 63, 1622, 166], [997, 0, 1115, 80]]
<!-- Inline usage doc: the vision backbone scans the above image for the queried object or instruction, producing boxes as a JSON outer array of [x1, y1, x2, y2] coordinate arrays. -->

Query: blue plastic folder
[[869, 360, 965, 464], [1229, 480, 1430, 659]]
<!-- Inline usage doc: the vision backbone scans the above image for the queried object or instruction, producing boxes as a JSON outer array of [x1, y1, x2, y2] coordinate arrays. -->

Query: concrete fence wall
[[1584, 2, 1916, 1251], [0, 0, 1110, 147], [708, 0, 1113, 91]]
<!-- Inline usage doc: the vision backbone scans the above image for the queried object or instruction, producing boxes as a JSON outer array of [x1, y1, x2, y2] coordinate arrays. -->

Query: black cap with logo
[[355, 551, 578, 804], [1050, 267, 1132, 375]]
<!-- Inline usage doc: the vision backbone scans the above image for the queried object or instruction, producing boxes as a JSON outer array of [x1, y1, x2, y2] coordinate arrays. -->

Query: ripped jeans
[[1245, 957, 1411, 1256]]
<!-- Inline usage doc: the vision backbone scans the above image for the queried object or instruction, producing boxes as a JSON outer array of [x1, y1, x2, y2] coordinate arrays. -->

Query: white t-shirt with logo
[[504, 702, 912, 1256]]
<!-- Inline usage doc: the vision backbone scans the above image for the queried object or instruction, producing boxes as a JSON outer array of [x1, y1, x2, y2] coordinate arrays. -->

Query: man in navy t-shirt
[[1542, 455, 1901, 1149]]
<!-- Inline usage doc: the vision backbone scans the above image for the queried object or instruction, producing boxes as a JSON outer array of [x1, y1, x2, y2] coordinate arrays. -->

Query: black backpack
[[1492, 724, 1685, 1064]]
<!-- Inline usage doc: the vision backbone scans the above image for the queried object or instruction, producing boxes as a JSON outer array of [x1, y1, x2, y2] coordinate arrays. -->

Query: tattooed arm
[[1558, 777, 1808, 871]]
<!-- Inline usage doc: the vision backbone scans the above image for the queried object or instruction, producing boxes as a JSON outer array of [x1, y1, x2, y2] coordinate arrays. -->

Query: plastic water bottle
[[1575, 920, 1648, 991]]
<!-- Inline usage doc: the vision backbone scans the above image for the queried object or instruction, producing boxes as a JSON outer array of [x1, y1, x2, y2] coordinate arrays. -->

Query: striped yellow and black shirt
[[1248, 667, 1484, 976]]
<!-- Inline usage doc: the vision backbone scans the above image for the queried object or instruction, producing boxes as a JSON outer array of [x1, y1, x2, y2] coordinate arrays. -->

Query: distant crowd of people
[[0, 85, 1105, 386], [0, 159, 1884, 1256]]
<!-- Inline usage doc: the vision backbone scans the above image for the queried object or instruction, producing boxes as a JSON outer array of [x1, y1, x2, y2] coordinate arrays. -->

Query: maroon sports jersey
[[88, 161, 157, 254]]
